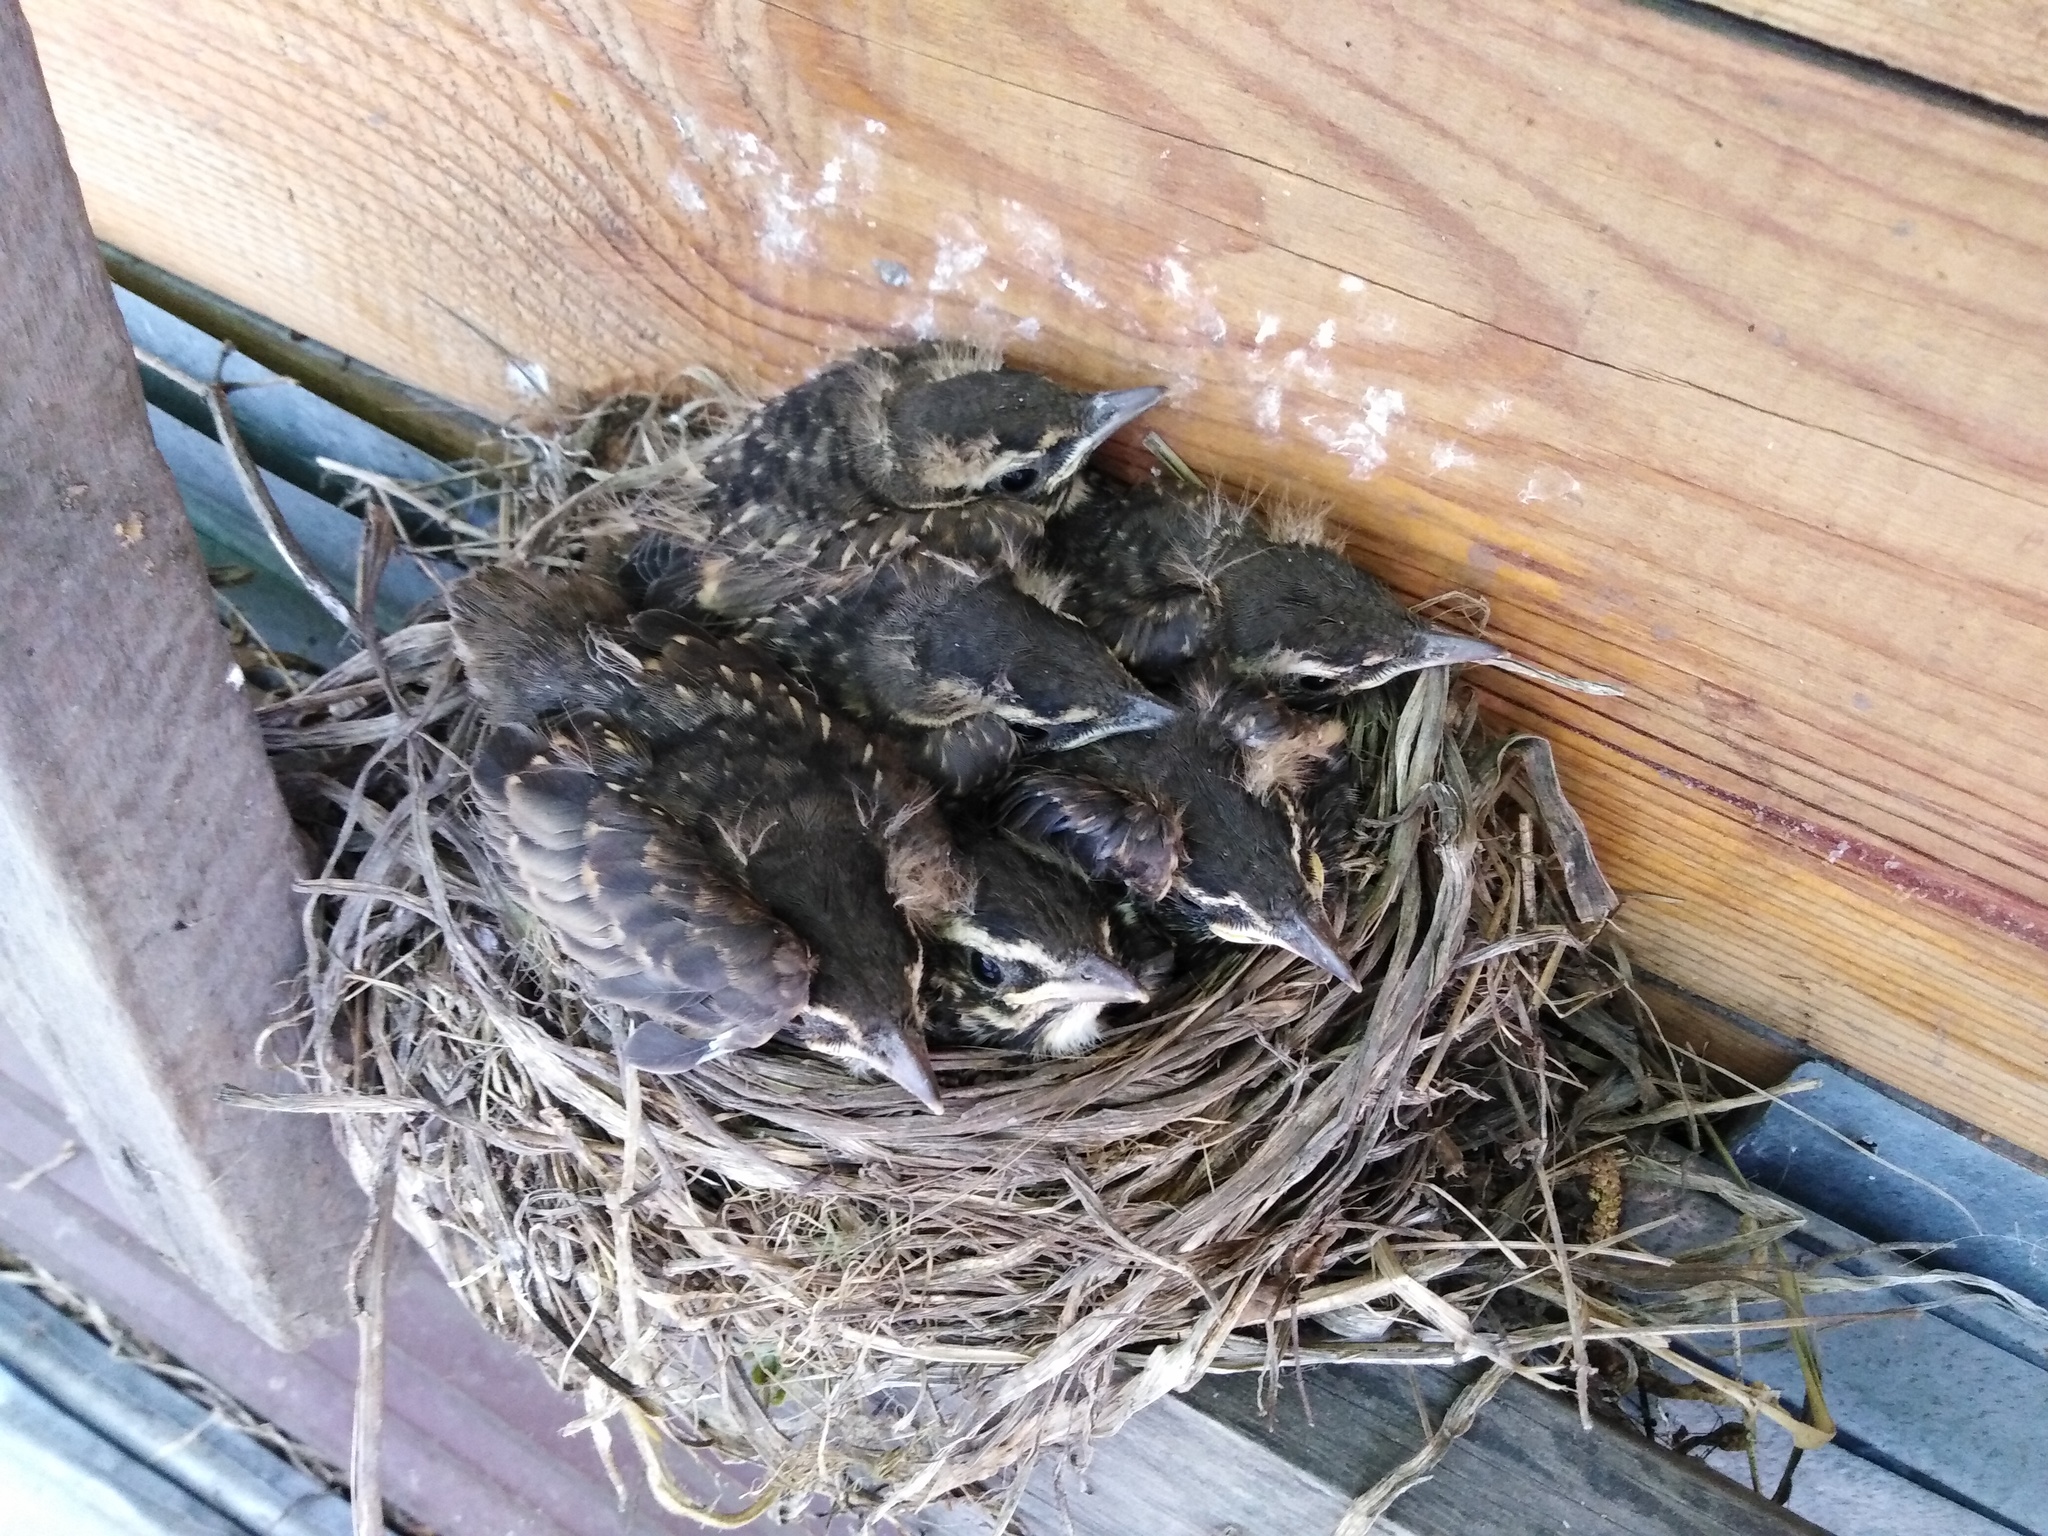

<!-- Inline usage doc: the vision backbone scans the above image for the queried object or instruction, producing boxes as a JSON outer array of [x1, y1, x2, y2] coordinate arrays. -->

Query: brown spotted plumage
[[701, 341, 1165, 532], [1001, 669, 1358, 988], [450, 567, 963, 1110], [472, 722, 811, 1070], [622, 533, 1174, 797], [1044, 478, 1508, 698], [612, 345, 1174, 795], [620, 342, 1164, 647]]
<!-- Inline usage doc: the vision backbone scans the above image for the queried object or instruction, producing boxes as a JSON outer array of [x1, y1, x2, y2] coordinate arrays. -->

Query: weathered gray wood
[[918, 1361, 1824, 1536], [0, 0, 360, 1348], [1177, 1365, 1827, 1536], [0, 1032, 774, 1534]]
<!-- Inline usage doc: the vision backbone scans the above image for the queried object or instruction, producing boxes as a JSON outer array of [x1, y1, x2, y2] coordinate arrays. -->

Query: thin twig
[[1142, 430, 1204, 488], [349, 1133, 397, 1536], [1330, 1360, 1514, 1534], [133, 345, 359, 633]]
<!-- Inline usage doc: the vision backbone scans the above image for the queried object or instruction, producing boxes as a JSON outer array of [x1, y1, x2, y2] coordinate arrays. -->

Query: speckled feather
[[1044, 478, 1431, 693], [450, 568, 962, 1086], [702, 341, 1069, 535], [737, 553, 1170, 794], [472, 723, 811, 1070], [1002, 678, 1334, 957], [624, 523, 1170, 796]]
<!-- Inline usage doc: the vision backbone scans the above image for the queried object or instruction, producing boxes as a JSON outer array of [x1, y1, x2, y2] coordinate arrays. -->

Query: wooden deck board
[[16, 0, 2048, 1153]]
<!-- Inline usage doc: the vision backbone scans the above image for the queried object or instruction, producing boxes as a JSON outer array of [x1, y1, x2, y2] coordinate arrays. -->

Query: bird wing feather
[[1001, 769, 1182, 900], [905, 715, 1018, 795], [1091, 588, 1217, 674], [473, 725, 813, 1069]]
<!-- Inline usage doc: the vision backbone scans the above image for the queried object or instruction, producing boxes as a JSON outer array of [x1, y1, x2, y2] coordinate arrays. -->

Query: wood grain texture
[[1180, 1363, 1827, 1536], [1700, 0, 2048, 117], [20, 0, 2048, 1151], [924, 1344, 1823, 1535], [0, 0, 362, 1349]]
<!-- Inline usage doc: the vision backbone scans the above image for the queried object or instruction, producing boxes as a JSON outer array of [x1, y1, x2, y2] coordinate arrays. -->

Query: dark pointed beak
[[1412, 628, 1510, 669], [1058, 954, 1151, 1006], [1036, 691, 1175, 750], [1065, 386, 1170, 466], [1271, 910, 1361, 990], [1112, 692, 1178, 735], [872, 1029, 945, 1114], [1349, 628, 1511, 690]]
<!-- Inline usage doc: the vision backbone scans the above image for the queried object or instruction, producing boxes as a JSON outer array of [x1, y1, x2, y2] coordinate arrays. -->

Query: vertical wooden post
[[0, 0, 359, 1348]]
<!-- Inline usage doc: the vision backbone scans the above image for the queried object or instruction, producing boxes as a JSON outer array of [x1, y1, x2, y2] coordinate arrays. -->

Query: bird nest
[[254, 384, 1804, 1526]]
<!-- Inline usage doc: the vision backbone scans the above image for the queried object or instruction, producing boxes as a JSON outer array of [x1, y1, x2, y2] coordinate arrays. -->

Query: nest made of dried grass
[[243, 381, 1844, 1528]]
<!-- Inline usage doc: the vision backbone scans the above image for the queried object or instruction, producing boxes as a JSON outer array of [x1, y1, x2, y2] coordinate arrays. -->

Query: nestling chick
[[621, 342, 1163, 619], [924, 825, 1149, 1056], [1044, 480, 1506, 698], [449, 567, 962, 1111], [1001, 672, 1358, 987], [705, 341, 1166, 531], [622, 494, 1051, 614], [628, 534, 1174, 796]]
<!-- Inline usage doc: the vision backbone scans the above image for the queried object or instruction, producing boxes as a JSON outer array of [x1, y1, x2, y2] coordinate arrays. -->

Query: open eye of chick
[[886, 365, 1166, 505], [924, 831, 1148, 1056]]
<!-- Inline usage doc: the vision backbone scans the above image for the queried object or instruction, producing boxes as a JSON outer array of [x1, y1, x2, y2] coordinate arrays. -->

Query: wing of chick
[[741, 499, 1048, 574], [1041, 487, 1220, 673], [1000, 769, 1182, 900], [632, 624, 969, 930], [473, 724, 814, 1072], [905, 714, 1019, 795]]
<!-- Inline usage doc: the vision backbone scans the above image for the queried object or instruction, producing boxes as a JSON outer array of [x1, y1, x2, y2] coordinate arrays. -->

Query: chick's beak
[[1038, 691, 1175, 749], [870, 1028, 945, 1114], [1407, 629, 1511, 673], [1049, 954, 1150, 1006], [1061, 386, 1169, 471], [1270, 910, 1361, 991], [1344, 628, 1509, 691]]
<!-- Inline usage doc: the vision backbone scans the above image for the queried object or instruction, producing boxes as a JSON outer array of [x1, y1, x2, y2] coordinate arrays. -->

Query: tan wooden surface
[[1703, 1, 2048, 117], [1, 0, 360, 1349], [21, 0, 2048, 1154]]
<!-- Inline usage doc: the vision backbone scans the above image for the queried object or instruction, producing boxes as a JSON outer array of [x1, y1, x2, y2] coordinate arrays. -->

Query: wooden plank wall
[[1700, 1, 2048, 116], [19, 0, 2048, 1154]]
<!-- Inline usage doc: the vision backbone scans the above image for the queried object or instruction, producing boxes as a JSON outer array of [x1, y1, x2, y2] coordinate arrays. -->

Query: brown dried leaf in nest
[[255, 381, 1881, 1523]]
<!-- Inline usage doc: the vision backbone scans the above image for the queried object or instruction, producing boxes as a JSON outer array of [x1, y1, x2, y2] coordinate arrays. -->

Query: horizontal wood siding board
[[1692, 1, 2048, 119], [1181, 1365, 1828, 1536]]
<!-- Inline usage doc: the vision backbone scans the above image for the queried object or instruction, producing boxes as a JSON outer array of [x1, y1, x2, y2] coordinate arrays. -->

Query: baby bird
[[924, 826, 1150, 1057], [1001, 673, 1358, 988], [704, 341, 1166, 537], [623, 533, 1174, 796], [1044, 479, 1507, 699], [449, 568, 961, 1112]]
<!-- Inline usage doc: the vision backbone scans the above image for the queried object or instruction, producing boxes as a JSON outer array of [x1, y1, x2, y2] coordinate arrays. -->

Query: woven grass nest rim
[[249, 372, 1843, 1527]]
